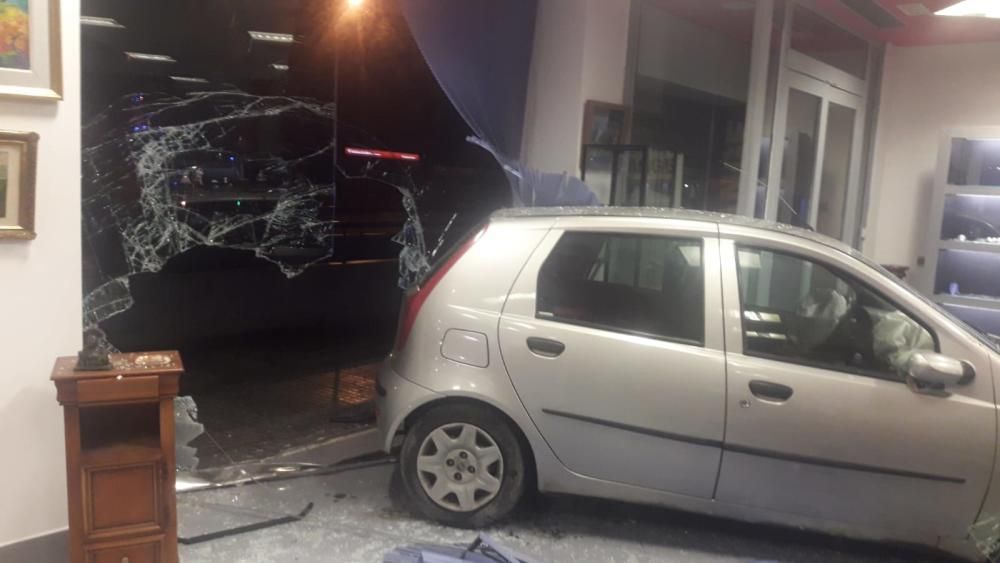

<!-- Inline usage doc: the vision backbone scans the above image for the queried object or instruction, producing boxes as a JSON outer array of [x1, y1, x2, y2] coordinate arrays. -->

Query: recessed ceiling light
[[936, 0, 1000, 18], [248, 31, 295, 45], [81, 16, 125, 29], [270, 63, 290, 72], [897, 3, 932, 17], [170, 76, 209, 84], [124, 52, 177, 63]]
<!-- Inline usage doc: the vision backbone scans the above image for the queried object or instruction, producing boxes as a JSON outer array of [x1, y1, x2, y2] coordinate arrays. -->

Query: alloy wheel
[[416, 422, 504, 512]]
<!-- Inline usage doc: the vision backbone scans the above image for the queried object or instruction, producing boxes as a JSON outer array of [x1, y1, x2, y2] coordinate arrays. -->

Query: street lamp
[[332, 0, 364, 198]]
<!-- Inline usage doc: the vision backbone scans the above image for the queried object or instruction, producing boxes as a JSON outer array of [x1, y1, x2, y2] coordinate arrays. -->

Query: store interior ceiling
[[658, 0, 1000, 48], [818, 0, 1000, 45]]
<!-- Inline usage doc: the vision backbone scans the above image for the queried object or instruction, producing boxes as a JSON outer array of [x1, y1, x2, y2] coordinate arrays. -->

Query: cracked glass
[[82, 0, 510, 541]]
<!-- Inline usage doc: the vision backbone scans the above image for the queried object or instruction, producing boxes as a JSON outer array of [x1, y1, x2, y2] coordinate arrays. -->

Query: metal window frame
[[762, 1, 872, 243], [775, 71, 865, 235]]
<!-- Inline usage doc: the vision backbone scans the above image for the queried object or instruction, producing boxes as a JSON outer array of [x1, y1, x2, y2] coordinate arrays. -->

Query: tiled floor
[[177, 462, 960, 563]]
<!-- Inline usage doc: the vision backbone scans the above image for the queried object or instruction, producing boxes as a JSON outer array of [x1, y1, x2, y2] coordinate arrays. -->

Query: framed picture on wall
[[582, 100, 628, 145], [0, 0, 61, 100], [0, 130, 39, 240]]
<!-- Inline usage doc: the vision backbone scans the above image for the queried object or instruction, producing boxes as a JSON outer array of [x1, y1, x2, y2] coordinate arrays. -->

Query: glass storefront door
[[771, 71, 862, 240], [754, 1, 871, 244]]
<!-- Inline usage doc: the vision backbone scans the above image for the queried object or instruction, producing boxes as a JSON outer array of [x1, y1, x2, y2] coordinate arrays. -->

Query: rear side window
[[536, 232, 704, 344]]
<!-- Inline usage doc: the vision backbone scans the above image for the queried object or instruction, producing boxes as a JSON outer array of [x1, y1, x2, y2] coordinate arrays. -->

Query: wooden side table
[[52, 351, 184, 563]]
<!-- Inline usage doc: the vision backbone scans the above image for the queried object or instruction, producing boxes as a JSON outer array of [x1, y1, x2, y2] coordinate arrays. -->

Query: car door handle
[[526, 337, 565, 358], [749, 380, 794, 402]]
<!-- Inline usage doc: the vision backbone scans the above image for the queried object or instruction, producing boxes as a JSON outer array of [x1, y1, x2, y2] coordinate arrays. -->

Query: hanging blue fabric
[[397, 0, 535, 161], [398, 0, 600, 207]]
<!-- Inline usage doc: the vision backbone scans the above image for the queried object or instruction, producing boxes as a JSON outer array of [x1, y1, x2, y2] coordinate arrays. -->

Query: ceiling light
[[248, 31, 295, 45], [170, 76, 209, 84], [347, 0, 365, 9], [270, 63, 289, 72], [125, 52, 177, 63], [81, 16, 125, 29], [936, 0, 1000, 18]]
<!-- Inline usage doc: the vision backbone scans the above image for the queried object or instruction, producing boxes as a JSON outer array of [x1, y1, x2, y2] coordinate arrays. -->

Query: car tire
[[400, 402, 527, 529]]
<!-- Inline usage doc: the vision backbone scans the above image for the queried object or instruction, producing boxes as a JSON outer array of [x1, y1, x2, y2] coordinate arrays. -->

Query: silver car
[[376, 207, 1000, 560]]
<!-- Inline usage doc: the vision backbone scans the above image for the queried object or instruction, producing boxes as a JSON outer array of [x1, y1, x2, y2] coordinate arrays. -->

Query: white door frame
[[762, 4, 868, 243]]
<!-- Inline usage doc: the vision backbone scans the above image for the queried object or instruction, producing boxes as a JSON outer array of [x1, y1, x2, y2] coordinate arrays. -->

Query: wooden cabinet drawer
[[87, 539, 160, 563], [84, 462, 162, 538], [78, 376, 160, 403]]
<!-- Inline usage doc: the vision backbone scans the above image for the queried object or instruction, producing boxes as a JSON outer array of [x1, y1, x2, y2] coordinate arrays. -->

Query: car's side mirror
[[905, 352, 975, 396]]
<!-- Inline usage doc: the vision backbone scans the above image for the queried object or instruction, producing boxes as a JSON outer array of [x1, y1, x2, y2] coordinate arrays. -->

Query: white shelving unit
[[920, 128, 1000, 336]]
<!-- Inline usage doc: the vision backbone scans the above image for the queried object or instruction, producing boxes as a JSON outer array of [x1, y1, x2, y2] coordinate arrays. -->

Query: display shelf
[[935, 294, 1000, 313], [933, 247, 1000, 300], [923, 130, 1000, 336]]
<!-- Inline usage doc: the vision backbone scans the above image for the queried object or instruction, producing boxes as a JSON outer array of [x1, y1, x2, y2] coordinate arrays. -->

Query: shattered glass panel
[[175, 396, 204, 471], [82, 89, 441, 335], [83, 92, 340, 332], [81, 0, 510, 345], [82, 2, 509, 522]]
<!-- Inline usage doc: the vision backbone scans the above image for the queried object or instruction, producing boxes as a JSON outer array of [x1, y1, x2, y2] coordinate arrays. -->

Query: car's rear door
[[498, 217, 726, 498], [715, 230, 996, 537]]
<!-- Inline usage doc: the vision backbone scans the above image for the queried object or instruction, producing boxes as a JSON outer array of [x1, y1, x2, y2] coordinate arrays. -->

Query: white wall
[[866, 42, 1000, 271], [0, 0, 81, 548], [521, 0, 631, 175]]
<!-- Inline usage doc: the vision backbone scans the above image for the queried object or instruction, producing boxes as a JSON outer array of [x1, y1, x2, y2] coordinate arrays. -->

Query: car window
[[736, 246, 935, 381], [537, 232, 704, 344]]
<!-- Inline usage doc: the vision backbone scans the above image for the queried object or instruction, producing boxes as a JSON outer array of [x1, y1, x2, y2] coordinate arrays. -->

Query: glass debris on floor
[[175, 393, 393, 544], [176, 461, 951, 563], [383, 533, 539, 563], [970, 514, 1000, 562], [173, 395, 320, 543], [177, 457, 392, 493]]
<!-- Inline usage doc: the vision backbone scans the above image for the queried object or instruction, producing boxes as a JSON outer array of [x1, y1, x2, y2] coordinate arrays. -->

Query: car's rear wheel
[[400, 403, 526, 528]]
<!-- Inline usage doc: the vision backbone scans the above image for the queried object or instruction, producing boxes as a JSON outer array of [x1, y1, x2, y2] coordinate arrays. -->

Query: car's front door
[[498, 220, 727, 498], [715, 234, 996, 537]]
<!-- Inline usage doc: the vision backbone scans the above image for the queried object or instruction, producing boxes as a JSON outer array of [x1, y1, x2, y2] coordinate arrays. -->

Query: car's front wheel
[[399, 403, 526, 528]]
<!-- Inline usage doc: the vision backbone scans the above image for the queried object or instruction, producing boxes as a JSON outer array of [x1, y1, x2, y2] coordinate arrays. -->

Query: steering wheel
[[826, 293, 875, 369]]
